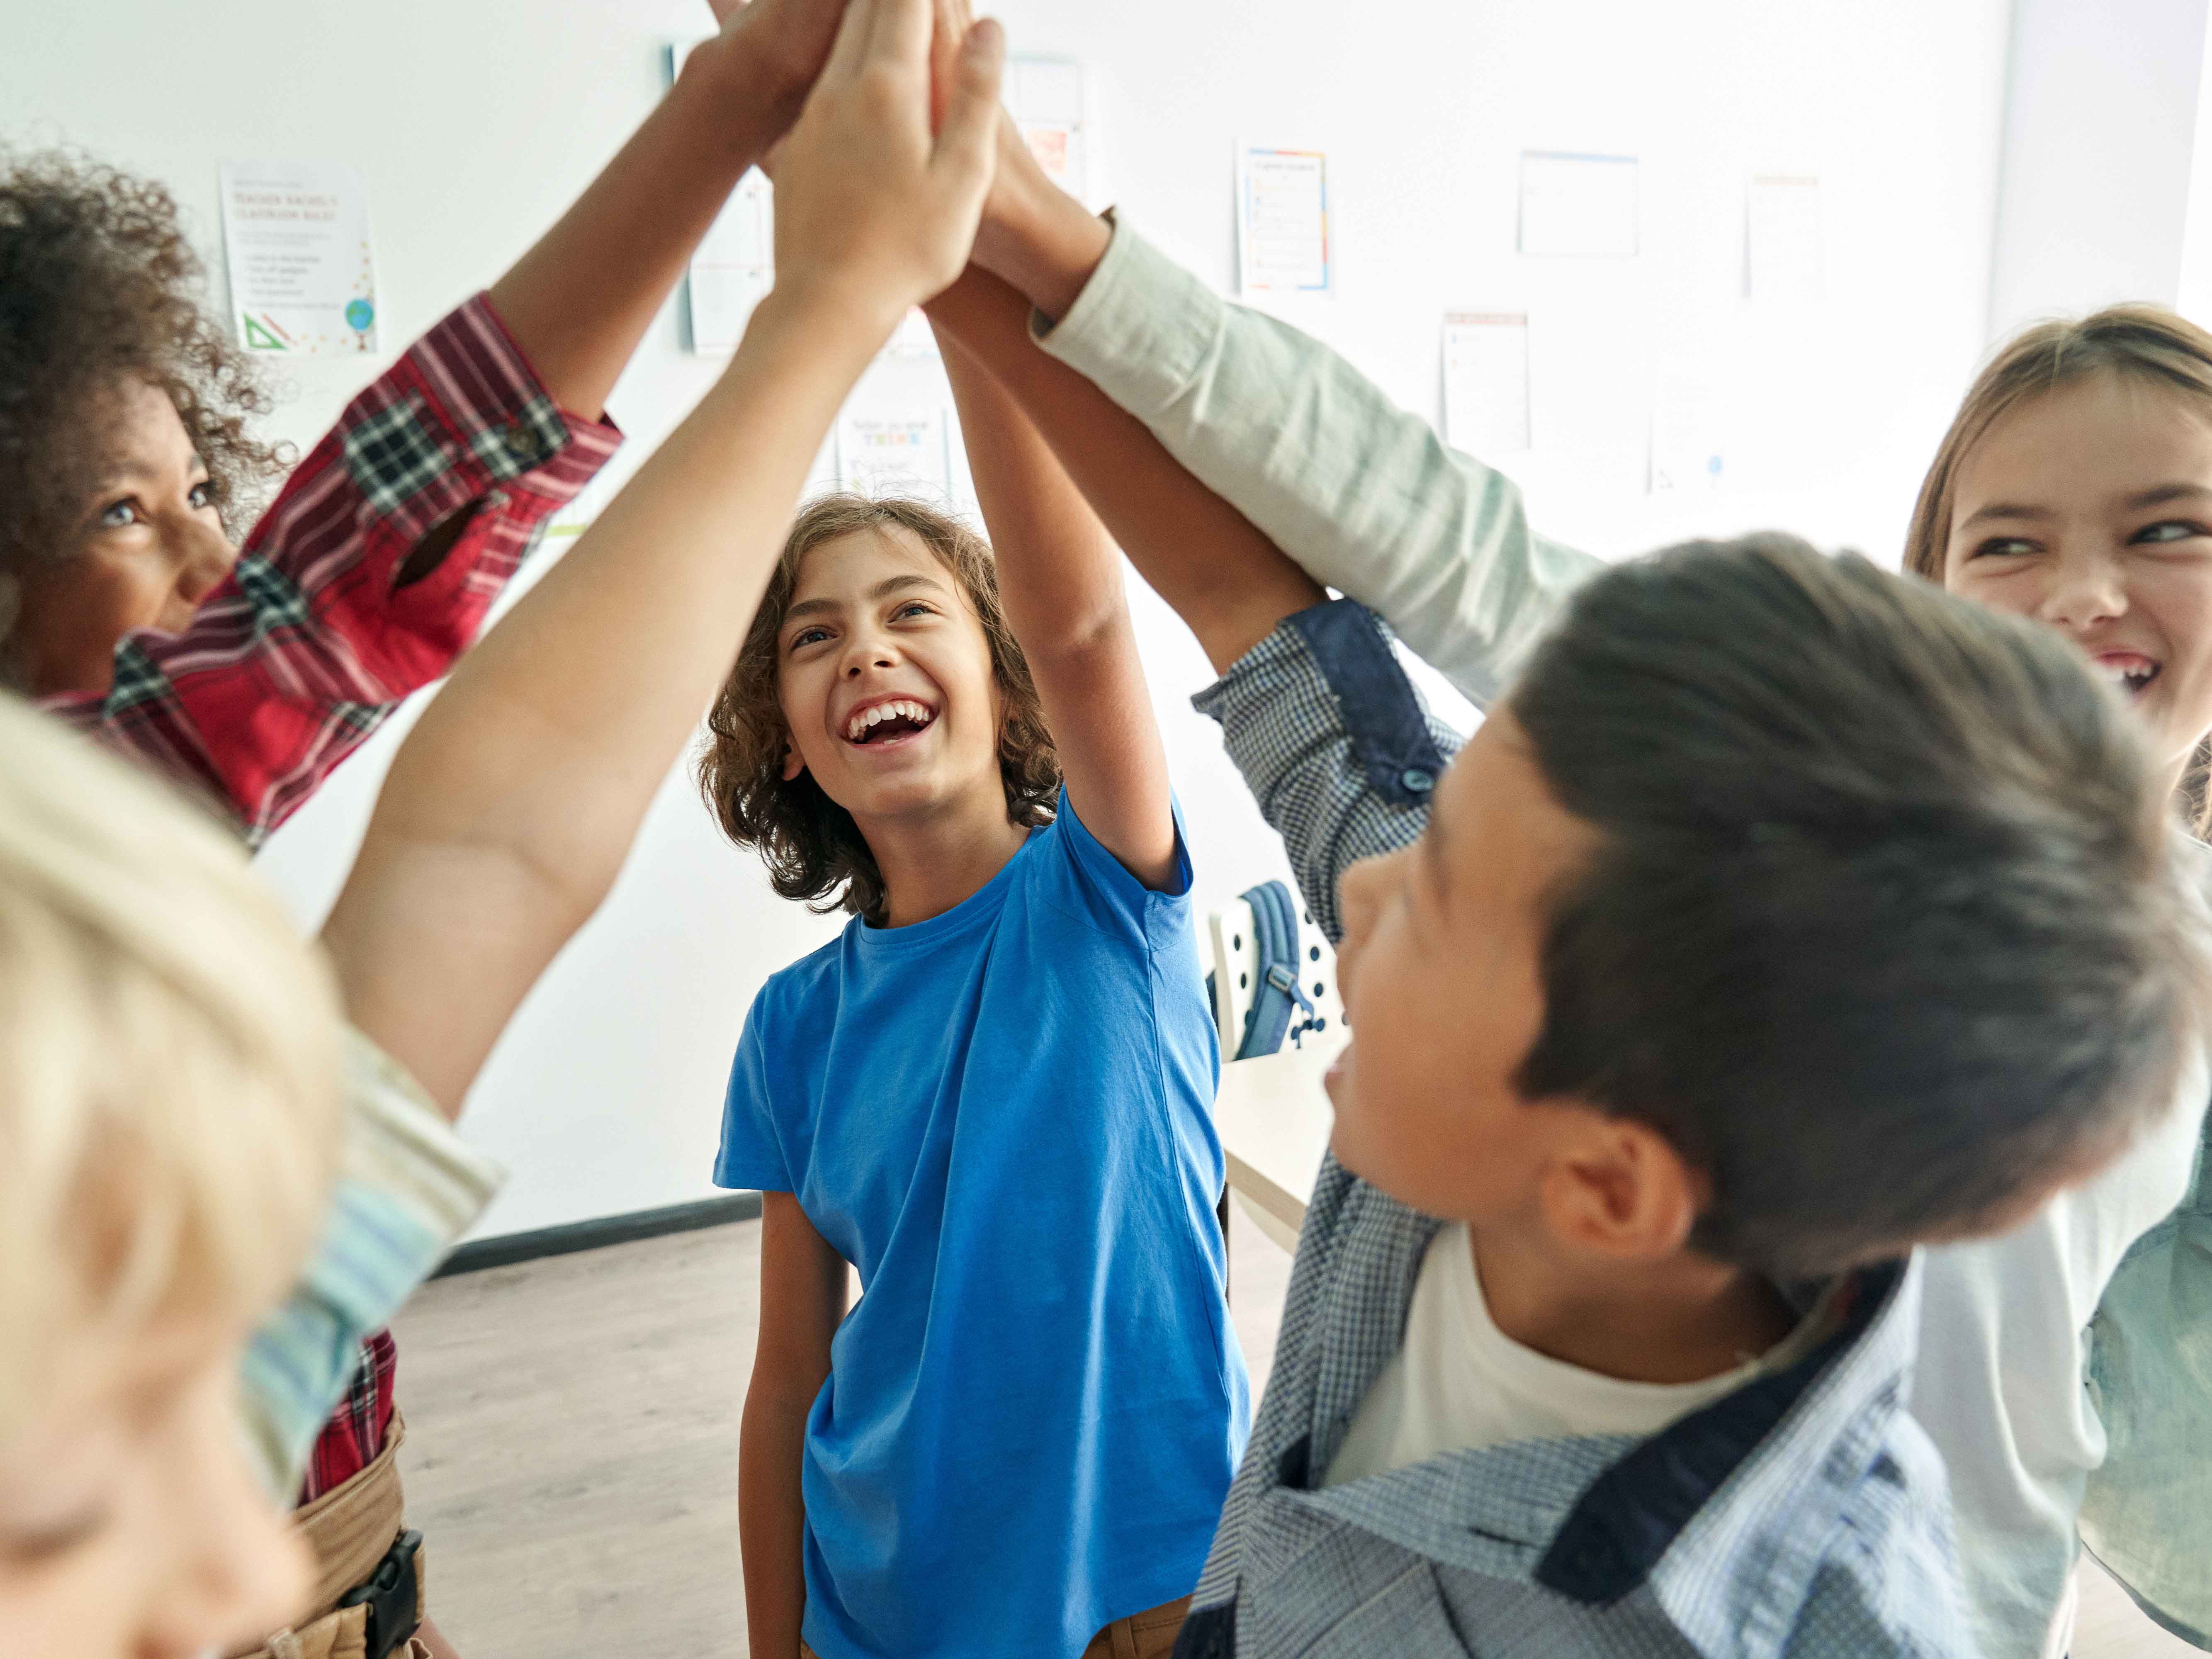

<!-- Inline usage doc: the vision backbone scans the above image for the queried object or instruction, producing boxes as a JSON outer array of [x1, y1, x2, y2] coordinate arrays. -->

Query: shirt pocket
[[1243, 1543, 1473, 1658]]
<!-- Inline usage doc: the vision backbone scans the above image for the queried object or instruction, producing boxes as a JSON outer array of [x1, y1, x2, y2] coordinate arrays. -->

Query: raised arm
[[968, 119, 1601, 709], [484, 0, 842, 423], [321, 0, 1005, 1115], [924, 267, 1321, 675], [932, 316, 1175, 884]]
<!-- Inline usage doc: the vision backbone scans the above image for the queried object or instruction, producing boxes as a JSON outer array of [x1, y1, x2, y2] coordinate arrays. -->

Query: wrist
[[746, 279, 904, 366], [976, 190, 1111, 328], [683, 20, 807, 135]]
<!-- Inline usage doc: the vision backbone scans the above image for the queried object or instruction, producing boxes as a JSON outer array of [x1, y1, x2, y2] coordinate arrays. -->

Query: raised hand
[[702, 0, 848, 129], [769, 0, 1004, 340]]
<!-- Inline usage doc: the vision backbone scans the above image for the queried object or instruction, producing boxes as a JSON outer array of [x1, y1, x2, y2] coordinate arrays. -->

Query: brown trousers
[[800, 1595, 1188, 1659], [231, 1414, 430, 1659]]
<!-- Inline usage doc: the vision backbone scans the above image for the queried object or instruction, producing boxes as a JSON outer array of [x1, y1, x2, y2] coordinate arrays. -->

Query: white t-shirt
[[1324, 1223, 1830, 1486], [1910, 1053, 2207, 1659]]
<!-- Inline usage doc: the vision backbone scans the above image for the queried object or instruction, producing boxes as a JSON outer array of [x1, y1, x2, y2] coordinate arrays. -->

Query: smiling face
[[11, 378, 238, 699], [775, 523, 1010, 830], [1941, 371, 2212, 790], [0, 1315, 309, 1659]]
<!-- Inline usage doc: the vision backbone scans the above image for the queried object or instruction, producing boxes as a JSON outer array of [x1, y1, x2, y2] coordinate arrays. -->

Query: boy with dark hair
[[916, 259, 2207, 1655], [948, 129, 2212, 1659]]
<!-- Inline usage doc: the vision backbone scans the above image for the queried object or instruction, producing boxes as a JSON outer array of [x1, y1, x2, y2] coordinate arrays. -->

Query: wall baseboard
[[433, 1192, 763, 1278]]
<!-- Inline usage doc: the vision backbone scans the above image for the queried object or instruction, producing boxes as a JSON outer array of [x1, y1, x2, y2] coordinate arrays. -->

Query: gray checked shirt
[[1176, 598, 1969, 1658]]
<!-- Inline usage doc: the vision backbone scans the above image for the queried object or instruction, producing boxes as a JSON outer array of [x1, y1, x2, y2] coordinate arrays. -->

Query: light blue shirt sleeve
[[239, 1028, 503, 1495], [1034, 216, 1605, 710]]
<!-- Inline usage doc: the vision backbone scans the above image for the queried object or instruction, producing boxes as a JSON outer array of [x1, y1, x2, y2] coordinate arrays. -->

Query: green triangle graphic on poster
[[243, 314, 286, 350]]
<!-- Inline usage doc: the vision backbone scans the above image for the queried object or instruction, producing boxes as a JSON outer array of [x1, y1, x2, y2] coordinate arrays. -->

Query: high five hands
[[768, 0, 1005, 342]]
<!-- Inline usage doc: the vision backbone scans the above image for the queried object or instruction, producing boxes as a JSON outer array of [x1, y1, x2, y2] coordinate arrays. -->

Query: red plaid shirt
[[42, 294, 620, 1503]]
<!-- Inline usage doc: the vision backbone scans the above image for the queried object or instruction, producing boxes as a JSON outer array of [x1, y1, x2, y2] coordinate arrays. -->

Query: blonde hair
[[0, 696, 342, 1441], [1904, 305, 2212, 829]]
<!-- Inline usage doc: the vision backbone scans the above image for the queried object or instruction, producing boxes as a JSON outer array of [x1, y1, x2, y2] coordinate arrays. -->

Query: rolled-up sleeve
[[1193, 599, 1461, 945], [46, 294, 622, 847], [238, 1028, 504, 1496], [1039, 218, 1601, 710]]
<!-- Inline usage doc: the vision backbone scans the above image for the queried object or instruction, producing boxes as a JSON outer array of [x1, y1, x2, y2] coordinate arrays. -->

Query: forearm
[[325, 288, 881, 1111], [925, 263, 1321, 674], [933, 295, 1121, 657], [985, 189, 1600, 708], [486, 29, 798, 421], [932, 288, 1177, 882], [739, 1380, 815, 1659]]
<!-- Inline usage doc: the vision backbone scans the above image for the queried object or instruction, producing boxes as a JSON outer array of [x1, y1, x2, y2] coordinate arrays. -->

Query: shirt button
[[1400, 767, 1435, 794], [503, 421, 537, 457]]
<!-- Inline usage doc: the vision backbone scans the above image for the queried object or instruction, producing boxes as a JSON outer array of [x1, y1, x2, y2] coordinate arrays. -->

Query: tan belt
[[231, 1413, 428, 1659]]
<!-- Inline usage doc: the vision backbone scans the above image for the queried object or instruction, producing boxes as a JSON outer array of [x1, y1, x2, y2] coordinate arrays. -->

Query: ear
[[1534, 1110, 1701, 1263], [780, 742, 807, 782]]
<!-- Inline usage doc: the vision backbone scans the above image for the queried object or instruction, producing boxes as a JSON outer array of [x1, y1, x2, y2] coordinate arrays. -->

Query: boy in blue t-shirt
[[701, 307, 1248, 1659]]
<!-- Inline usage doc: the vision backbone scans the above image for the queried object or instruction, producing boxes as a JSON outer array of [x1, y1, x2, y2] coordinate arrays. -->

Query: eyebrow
[[782, 572, 945, 625], [1959, 482, 2212, 530]]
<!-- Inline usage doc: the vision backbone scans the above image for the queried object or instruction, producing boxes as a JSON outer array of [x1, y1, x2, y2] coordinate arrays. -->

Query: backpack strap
[[1235, 880, 1317, 1059]]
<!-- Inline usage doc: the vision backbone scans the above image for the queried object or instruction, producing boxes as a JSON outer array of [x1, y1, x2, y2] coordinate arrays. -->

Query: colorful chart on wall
[[1009, 56, 1091, 206], [838, 407, 953, 504], [218, 161, 380, 354], [1236, 144, 1331, 298]]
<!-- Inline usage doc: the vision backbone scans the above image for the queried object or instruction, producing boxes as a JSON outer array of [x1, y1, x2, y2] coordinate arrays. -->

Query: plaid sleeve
[[1191, 598, 1462, 945], [40, 294, 622, 847]]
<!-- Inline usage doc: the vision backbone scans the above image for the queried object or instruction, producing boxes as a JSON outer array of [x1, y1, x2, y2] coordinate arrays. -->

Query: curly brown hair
[[699, 495, 1060, 925], [0, 151, 285, 605]]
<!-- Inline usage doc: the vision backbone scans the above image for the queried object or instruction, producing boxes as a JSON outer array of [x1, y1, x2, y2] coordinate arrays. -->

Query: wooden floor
[[394, 1211, 2193, 1659]]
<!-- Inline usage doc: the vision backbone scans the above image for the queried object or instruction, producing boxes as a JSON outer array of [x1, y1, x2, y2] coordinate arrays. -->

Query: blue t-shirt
[[715, 792, 1249, 1659]]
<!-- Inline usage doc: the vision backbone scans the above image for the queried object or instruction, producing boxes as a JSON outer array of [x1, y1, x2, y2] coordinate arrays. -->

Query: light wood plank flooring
[[392, 1211, 2192, 1658]]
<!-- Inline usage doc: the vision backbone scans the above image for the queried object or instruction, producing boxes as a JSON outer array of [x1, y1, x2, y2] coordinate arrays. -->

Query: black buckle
[[336, 1528, 423, 1659]]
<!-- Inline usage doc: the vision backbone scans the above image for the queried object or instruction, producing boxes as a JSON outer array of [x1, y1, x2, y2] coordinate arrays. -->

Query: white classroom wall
[[7, 0, 2016, 1238], [1988, 0, 2210, 333]]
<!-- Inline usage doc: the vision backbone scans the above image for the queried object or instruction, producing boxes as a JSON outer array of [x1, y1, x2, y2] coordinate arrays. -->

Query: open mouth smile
[[843, 697, 938, 747], [2094, 652, 2162, 697]]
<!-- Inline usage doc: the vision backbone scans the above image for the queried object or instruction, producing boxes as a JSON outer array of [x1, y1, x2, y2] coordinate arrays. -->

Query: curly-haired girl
[[700, 291, 1246, 1659], [0, 152, 286, 695]]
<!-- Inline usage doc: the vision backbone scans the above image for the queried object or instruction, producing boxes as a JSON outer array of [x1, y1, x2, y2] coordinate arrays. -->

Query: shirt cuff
[[338, 292, 623, 550], [1194, 599, 1448, 812], [238, 1029, 504, 1494], [1033, 215, 1223, 425]]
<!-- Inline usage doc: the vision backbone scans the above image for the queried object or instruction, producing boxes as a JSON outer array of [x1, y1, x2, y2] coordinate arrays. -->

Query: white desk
[[1215, 1032, 1343, 1254]]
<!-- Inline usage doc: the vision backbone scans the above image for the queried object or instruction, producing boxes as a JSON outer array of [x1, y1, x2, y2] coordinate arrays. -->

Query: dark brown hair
[[1512, 533, 2205, 1276], [1903, 304, 2212, 830], [698, 495, 1060, 925], [0, 151, 285, 638]]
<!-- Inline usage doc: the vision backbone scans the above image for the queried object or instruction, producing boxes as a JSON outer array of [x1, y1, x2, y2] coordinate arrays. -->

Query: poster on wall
[[218, 161, 379, 354], [669, 41, 774, 353], [1517, 151, 1638, 258], [1441, 312, 1531, 455], [1746, 174, 1821, 301], [1650, 378, 1727, 494], [1009, 56, 1091, 205], [838, 407, 953, 503], [1236, 144, 1331, 299]]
